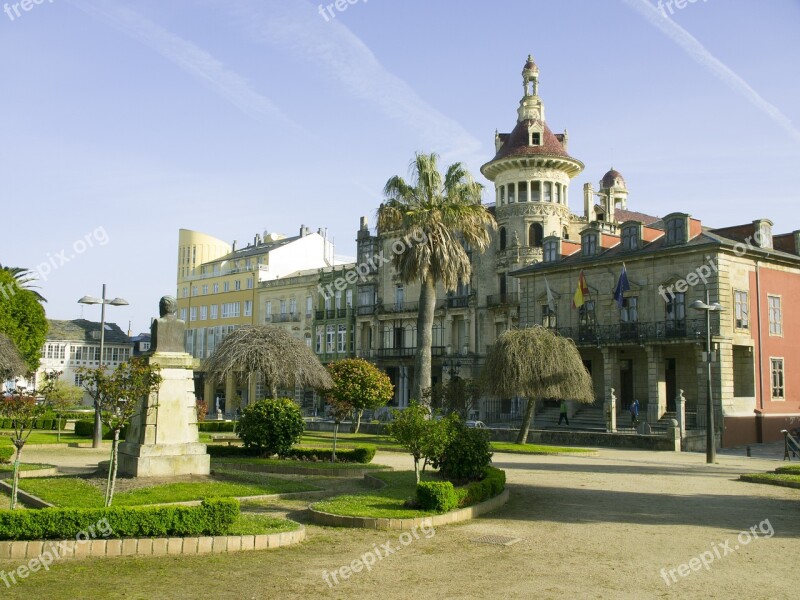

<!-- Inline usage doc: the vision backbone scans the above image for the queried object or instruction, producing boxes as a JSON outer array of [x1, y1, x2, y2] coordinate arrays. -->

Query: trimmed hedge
[[206, 444, 376, 464], [74, 421, 128, 440], [455, 467, 506, 508], [417, 481, 458, 513], [197, 421, 237, 433], [0, 497, 239, 540], [0, 447, 14, 463]]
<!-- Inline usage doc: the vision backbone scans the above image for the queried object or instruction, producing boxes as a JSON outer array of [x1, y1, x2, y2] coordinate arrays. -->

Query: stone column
[[676, 389, 686, 439], [605, 387, 617, 432], [646, 345, 666, 423], [602, 347, 619, 417]]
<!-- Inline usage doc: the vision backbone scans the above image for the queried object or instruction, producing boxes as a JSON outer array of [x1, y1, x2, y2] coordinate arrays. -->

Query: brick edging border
[[0, 526, 305, 561], [309, 488, 510, 529]]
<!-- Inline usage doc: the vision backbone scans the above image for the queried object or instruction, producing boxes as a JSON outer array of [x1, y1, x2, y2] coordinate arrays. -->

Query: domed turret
[[599, 167, 628, 213]]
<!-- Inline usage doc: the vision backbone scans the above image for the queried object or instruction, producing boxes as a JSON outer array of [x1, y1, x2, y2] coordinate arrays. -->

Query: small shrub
[[439, 421, 493, 483], [417, 481, 458, 513], [455, 467, 506, 507], [237, 398, 304, 458], [206, 444, 375, 464], [197, 421, 236, 433], [0, 497, 239, 540], [73, 420, 127, 440], [0, 447, 13, 463]]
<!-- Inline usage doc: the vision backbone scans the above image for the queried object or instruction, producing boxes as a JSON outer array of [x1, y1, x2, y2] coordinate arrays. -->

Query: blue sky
[[1, 0, 798, 332]]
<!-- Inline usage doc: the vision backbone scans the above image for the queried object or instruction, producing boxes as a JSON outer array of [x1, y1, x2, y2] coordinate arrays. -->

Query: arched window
[[499, 227, 507, 251], [562, 226, 569, 240], [528, 223, 543, 247]]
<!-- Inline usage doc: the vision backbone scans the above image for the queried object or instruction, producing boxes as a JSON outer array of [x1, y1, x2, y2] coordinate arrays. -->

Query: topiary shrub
[[237, 398, 304, 458], [455, 467, 506, 507], [73, 421, 128, 440], [417, 480, 458, 513], [439, 420, 493, 484]]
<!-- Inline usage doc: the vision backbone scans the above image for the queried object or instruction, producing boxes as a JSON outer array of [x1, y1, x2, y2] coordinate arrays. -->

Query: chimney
[[794, 230, 800, 255], [562, 129, 569, 151], [232, 240, 237, 251], [583, 183, 593, 221], [360, 216, 368, 231]]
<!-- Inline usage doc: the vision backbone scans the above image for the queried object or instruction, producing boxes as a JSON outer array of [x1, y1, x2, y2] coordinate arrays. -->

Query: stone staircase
[[533, 404, 607, 431]]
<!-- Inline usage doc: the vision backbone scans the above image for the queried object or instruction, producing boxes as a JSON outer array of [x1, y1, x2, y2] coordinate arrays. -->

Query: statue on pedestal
[[150, 296, 185, 353]]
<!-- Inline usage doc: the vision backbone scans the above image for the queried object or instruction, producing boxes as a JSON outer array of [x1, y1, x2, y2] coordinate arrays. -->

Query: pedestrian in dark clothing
[[558, 400, 569, 426], [630, 399, 640, 428]]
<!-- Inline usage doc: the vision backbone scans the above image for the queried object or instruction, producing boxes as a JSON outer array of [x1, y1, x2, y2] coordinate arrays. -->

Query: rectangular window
[[280, 300, 287, 315], [192, 286, 198, 297], [395, 285, 404, 309], [213, 283, 219, 294], [200, 306, 208, 320], [235, 280, 241, 291], [337, 324, 347, 352], [326, 325, 335, 352], [265, 301, 272, 319], [182, 287, 188, 298], [180, 308, 187, 321], [346, 289, 353, 308], [620, 297, 638, 323], [244, 300, 253, 317], [290, 298, 297, 315], [221, 302, 241, 318], [202, 285, 208, 295], [665, 292, 686, 335], [734, 290, 749, 330], [335, 290, 342, 310], [543, 241, 558, 262], [768, 296, 782, 336], [210, 305, 218, 320], [541, 304, 557, 329], [306, 296, 313, 317], [771, 358, 785, 399], [316, 326, 324, 353], [223, 282, 230, 292], [582, 234, 597, 257], [667, 218, 686, 244], [247, 278, 253, 290], [190, 307, 197, 321], [622, 227, 638, 250]]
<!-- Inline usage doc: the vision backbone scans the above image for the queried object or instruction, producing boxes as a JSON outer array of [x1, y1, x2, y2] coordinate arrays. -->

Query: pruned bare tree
[[203, 326, 333, 399], [483, 326, 595, 444]]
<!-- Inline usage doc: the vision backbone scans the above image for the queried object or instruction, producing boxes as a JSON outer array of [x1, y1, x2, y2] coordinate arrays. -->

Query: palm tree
[[377, 152, 496, 404], [203, 326, 333, 399], [483, 326, 595, 444], [0, 264, 46, 303]]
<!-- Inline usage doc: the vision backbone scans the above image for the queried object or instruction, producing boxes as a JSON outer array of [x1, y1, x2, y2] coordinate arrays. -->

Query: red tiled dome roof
[[601, 168, 625, 188], [490, 120, 571, 161]]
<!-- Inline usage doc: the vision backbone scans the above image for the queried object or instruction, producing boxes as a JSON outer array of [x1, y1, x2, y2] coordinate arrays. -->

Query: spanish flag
[[572, 270, 589, 309]]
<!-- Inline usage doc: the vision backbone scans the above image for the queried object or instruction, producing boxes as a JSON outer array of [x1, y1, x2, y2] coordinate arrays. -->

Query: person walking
[[630, 399, 640, 428], [558, 399, 570, 426]]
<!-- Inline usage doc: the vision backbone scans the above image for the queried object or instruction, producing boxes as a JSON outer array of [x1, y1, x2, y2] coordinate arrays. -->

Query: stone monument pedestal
[[117, 352, 210, 478]]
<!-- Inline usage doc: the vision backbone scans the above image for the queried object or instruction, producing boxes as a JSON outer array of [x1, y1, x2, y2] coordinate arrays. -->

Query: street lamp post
[[78, 284, 129, 448], [690, 290, 723, 464]]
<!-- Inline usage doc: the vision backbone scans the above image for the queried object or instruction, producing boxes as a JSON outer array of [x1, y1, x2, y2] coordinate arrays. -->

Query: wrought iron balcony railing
[[554, 317, 719, 346], [487, 292, 520, 307]]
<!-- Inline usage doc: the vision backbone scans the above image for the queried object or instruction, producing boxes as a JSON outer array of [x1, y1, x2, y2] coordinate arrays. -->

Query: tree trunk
[[413, 456, 420, 483], [57, 414, 62, 442], [105, 430, 120, 507], [332, 422, 338, 463], [412, 275, 437, 405], [516, 398, 537, 444], [351, 410, 363, 434], [92, 400, 102, 449], [10, 444, 22, 510]]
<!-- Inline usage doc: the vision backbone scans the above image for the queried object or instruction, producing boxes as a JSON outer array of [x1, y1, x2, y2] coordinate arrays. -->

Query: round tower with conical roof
[[481, 55, 584, 268]]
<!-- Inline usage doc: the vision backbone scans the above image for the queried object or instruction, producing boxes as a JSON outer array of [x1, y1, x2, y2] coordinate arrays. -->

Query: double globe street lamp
[[690, 291, 723, 464], [78, 284, 129, 449]]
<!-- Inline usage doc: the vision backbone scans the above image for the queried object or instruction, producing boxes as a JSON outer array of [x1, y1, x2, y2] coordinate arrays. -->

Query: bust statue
[[150, 296, 186, 353]]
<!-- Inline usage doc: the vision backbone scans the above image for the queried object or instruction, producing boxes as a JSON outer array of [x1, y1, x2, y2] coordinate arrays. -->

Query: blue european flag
[[613, 264, 630, 309]]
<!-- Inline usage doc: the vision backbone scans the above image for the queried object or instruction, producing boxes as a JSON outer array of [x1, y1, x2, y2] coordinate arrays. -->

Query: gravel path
[[5, 445, 797, 599]]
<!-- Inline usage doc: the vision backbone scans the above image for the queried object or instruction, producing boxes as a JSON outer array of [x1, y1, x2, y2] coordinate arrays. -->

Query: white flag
[[545, 276, 556, 313]]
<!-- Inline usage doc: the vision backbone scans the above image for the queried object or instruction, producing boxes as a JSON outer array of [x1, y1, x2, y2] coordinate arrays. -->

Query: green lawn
[[490, 442, 596, 455], [211, 456, 388, 470], [301, 431, 404, 452], [0, 463, 55, 473], [225, 513, 301, 535], [775, 464, 800, 475], [18, 473, 317, 508], [0, 431, 86, 445], [312, 471, 438, 519], [741, 472, 800, 487]]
